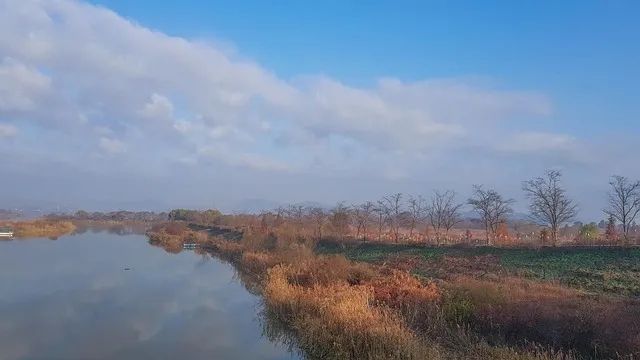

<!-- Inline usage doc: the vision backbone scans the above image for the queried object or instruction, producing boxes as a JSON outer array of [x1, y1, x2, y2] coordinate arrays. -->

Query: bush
[[442, 289, 476, 325], [578, 223, 599, 242]]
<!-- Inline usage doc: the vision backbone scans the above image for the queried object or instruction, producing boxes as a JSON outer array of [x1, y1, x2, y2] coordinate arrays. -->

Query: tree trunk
[[485, 223, 490, 245]]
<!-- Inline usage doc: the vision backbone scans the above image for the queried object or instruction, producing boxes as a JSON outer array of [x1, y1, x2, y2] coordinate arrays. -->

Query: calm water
[[0, 231, 299, 360]]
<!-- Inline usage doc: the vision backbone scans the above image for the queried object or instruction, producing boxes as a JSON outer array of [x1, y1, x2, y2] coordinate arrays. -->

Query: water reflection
[[0, 231, 298, 360], [261, 311, 315, 360], [206, 251, 313, 360], [71, 223, 150, 237]]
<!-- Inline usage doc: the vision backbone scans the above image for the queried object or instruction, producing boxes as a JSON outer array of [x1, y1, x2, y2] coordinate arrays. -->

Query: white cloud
[[198, 144, 291, 172], [0, 123, 18, 138], [99, 137, 127, 154], [0, 0, 557, 176], [138, 93, 175, 123], [497, 132, 577, 153], [2, 0, 636, 220], [0, 57, 51, 113]]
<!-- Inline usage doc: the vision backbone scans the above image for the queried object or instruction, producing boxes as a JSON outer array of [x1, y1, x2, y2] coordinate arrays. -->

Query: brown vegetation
[[146, 209, 640, 358], [263, 263, 440, 359], [145, 222, 210, 253], [1, 219, 76, 238], [446, 277, 640, 358], [196, 226, 579, 359], [133, 170, 640, 358]]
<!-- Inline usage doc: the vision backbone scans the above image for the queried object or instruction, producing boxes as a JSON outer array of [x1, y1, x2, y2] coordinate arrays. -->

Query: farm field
[[316, 242, 640, 298]]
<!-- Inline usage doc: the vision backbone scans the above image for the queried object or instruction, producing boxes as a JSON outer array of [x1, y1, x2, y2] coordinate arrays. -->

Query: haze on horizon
[[0, 0, 638, 221]]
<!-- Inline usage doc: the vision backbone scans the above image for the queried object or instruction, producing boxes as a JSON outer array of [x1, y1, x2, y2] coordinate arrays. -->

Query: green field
[[315, 241, 640, 298]]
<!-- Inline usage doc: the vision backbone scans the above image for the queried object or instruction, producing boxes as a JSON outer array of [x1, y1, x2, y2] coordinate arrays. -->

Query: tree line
[[49, 210, 170, 222], [257, 170, 640, 246]]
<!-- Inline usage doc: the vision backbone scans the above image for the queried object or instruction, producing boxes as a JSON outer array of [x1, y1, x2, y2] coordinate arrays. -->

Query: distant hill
[[294, 201, 331, 210], [230, 199, 281, 214]]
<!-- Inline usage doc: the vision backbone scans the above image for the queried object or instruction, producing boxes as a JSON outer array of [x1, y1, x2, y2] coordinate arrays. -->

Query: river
[[0, 229, 300, 360]]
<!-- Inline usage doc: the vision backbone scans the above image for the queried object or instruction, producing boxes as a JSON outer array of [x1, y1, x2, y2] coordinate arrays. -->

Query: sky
[[0, 0, 638, 220]]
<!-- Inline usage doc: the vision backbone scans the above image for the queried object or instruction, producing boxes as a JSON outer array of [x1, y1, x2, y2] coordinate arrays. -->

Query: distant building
[[0, 226, 14, 237]]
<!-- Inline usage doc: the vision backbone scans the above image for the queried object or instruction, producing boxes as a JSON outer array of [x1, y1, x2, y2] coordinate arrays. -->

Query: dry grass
[[148, 222, 640, 358], [207, 230, 578, 359], [146, 222, 211, 254], [450, 276, 581, 303], [240, 251, 283, 277], [1, 219, 76, 238], [444, 276, 640, 358], [142, 222, 640, 358], [263, 264, 442, 360]]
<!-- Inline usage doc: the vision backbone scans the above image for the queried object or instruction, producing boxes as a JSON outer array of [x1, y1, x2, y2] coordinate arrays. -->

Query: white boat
[[0, 226, 14, 238]]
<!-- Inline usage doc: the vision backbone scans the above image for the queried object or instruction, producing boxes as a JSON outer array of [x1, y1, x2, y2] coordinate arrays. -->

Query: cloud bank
[[0, 0, 636, 219]]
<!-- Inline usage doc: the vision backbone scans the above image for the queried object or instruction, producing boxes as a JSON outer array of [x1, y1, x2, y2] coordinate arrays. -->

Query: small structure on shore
[[0, 226, 14, 238], [183, 243, 199, 249]]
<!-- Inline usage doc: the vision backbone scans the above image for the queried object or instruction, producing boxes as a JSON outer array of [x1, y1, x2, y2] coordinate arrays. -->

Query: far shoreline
[[0, 219, 77, 239]]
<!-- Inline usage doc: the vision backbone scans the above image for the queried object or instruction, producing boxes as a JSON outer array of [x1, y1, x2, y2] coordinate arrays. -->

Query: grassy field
[[316, 242, 640, 298]]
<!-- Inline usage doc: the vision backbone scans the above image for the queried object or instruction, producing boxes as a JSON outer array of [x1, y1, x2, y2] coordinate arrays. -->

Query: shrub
[[442, 289, 476, 325], [578, 223, 599, 242]]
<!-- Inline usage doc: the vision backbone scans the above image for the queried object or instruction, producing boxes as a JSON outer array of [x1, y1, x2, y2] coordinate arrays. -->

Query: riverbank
[[145, 222, 209, 253], [150, 223, 640, 359], [0, 219, 76, 239]]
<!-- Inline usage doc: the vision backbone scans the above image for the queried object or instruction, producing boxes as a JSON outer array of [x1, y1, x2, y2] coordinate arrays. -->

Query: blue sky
[[90, 0, 639, 132], [0, 0, 638, 220]]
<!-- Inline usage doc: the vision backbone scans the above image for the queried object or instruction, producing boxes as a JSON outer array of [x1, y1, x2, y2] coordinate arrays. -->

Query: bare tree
[[522, 170, 578, 245], [259, 210, 278, 233], [352, 202, 375, 241], [427, 190, 463, 244], [271, 206, 287, 230], [308, 206, 329, 239], [277, 206, 290, 225], [407, 195, 427, 237], [468, 185, 515, 244], [603, 175, 640, 243], [286, 204, 307, 236], [373, 200, 389, 240], [383, 193, 404, 243], [275, 206, 287, 219], [330, 202, 351, 238]]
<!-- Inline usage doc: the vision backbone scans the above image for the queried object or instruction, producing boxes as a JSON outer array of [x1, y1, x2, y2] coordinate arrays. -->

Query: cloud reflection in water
[[0, 232, 297, 360]]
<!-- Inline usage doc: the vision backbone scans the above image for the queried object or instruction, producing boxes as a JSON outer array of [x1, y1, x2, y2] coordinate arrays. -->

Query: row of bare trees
[[260, 192, 473, 244], [521, 171, 640, 245], [256, 170, 640, 246]]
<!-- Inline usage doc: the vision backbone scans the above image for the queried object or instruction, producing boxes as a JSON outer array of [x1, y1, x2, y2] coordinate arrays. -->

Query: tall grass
[[204, 229, 580, 359], [263, 263, 441, 360], [146, 223, 636, 359], [2, 219, 76, 238]]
